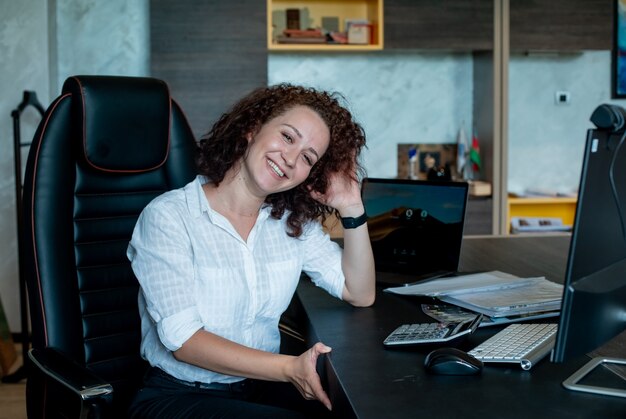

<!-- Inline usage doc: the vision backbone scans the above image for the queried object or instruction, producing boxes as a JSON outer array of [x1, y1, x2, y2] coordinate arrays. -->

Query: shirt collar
[[181, 175, 208, 220], [185, 175, 272, 223]]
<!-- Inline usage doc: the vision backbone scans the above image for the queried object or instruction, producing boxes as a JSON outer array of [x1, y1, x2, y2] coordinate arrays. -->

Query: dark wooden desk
[[295, 235, 626, 418]]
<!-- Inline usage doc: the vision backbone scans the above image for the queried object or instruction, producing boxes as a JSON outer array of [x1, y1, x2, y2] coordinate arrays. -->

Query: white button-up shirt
[[127, 176, 345, 384]]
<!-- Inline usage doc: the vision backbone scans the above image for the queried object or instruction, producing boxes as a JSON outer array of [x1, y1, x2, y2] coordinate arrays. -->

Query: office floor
[[0, 344, 27, 419]]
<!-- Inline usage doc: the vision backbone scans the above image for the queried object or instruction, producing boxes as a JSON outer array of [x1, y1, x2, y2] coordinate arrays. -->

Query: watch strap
[[341, 212, 368, 229]]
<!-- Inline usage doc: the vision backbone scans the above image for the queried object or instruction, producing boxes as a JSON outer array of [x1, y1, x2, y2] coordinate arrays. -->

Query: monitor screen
[[552, 106, 626, 363]]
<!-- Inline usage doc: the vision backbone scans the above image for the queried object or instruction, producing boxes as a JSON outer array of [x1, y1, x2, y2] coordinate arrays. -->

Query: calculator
[[383, 314, 483, 347]]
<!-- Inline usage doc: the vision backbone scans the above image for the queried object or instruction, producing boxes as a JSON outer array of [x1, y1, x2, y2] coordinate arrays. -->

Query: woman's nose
[[282, 147, 297, 168]]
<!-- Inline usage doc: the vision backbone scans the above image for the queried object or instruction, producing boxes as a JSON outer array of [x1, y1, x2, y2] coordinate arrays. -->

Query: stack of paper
[[384, 271, 563, 318]]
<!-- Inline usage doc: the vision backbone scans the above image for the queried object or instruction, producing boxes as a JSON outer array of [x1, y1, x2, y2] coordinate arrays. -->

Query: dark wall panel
[[151, 0, 267, 138], [385, 0, 493, 51], [510, 0, 613, 51]]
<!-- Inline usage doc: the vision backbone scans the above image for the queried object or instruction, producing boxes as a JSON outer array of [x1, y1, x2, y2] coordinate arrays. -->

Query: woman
[[127, 84, 375, 418]]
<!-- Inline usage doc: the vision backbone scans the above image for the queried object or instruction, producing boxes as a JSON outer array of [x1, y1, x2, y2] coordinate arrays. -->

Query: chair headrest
[[63, 76, 171, 172]]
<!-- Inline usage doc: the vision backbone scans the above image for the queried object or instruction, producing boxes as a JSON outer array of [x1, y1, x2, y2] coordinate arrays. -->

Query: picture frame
[[613, 0, 626, 98], [397, 143, 457, 180]]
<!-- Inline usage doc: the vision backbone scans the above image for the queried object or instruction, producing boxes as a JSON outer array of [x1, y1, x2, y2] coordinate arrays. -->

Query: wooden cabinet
[[384, 0, 493, 50], [383, 0, 613, 52], [267, 0, 384, 51], [510, 0, 613, 51]]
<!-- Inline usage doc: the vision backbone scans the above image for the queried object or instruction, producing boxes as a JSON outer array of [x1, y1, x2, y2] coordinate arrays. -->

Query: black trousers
[[128, 367, 330, 419]]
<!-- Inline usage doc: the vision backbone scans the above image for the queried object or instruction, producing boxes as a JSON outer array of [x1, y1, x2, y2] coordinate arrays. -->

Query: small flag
[[456, 123, 469, 179], [456, 124, 469, 179], [470, 129, 482, 177]]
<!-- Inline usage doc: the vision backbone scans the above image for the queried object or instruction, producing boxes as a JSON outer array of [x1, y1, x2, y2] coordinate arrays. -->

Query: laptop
[[361, 177, 469, 287]]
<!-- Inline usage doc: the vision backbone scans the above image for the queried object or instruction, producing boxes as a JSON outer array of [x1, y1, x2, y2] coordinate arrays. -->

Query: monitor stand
[[563, 357, 626, 398]]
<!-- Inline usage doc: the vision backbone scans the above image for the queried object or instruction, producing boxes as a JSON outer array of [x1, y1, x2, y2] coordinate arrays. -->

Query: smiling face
[[241, 105, 330, 197]]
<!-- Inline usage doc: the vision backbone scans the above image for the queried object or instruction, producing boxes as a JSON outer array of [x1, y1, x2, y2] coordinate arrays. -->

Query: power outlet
[[555, 91, 571, 105]]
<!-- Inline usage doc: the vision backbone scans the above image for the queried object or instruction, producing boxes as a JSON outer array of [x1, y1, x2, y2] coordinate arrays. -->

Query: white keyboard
[[468, 323, 557, 370]]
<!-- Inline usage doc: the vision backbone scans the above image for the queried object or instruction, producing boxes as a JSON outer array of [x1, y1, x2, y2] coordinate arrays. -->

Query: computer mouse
[[424, 347, 483, 376]]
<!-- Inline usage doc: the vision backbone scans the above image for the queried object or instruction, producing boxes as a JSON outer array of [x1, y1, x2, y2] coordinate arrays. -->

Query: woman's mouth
[[267, 159, 285, 177]]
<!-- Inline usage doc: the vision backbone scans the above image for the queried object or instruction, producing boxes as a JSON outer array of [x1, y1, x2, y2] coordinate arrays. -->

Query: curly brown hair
[[196, 83, 366, 237]]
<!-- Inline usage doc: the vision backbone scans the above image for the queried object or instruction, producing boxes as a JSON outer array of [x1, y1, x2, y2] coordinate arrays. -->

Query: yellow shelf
[[269, 43, 383, 51], [268, 0, 384, 51], [507, 197, 578, 233]]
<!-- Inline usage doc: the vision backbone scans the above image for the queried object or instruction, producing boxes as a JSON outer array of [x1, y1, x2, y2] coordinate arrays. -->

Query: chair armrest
[[28, 347, 114, 402]]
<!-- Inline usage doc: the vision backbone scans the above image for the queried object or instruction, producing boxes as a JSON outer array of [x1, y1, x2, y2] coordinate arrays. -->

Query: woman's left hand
[[287, 342, 333, 410], [310, 171, 363, 217]]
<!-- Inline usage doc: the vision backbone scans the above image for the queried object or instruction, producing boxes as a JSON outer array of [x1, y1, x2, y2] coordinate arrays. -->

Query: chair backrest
[[22, 75, 197, 416]]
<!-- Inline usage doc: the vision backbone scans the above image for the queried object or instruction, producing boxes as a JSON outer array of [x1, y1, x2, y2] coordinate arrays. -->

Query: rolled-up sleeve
[[300, 222, 345, 299], [127, 201, 203, 351]]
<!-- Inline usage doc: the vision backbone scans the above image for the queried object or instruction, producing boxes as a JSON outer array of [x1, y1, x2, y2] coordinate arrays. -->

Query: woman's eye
[[282, 132, 293, 143], [303, 155, 313, 166]]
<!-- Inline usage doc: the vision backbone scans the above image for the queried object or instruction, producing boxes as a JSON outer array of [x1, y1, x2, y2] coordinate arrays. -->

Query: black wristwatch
[[341, 212, 368, 229]]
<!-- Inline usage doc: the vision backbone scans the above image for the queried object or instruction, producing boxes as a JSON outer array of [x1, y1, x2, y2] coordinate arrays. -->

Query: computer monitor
[[551, 104, 626, 397]]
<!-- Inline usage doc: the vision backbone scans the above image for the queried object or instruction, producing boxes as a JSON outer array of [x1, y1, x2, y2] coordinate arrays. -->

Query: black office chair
[[21, 75, 197, 418]]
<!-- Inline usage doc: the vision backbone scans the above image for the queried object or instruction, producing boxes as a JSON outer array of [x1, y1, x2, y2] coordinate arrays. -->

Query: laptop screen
[[362, 178, 469, 276]]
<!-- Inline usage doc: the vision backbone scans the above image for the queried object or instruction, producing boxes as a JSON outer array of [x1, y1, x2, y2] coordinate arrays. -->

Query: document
[[384, 271, 563, 318], [421, 303, 559, 328], [385, 271, 528, 296]]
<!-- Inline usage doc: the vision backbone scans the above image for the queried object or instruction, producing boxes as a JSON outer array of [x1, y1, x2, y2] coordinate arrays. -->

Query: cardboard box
[[347, 23, 370, 44], [469, 180, 492, 197]]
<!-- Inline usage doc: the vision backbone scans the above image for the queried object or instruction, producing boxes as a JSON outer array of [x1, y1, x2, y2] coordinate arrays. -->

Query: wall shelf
[[507, 197, 578, 234], [267, 0, 384, 51]]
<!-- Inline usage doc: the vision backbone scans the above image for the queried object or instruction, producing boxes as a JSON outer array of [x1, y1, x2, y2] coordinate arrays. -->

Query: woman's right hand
[[286, 342, 333, 411]]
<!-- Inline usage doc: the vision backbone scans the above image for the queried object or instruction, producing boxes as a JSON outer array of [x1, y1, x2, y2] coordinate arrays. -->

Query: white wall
[[0, 0, 50, 335], [269, 52, 474, 178], [54, 0, 149, 93], [0, 0, 148, 333], [508, 51, 626, 195]]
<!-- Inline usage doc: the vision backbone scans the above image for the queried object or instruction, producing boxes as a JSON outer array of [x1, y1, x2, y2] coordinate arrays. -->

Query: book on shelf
[[286, 8, 300, 30], [276, 28, 326, 45], [282, 29, 324, 38], [508, 188, 578, 198], [276, 35, 327, 44], [510, 216, 572, 234]]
